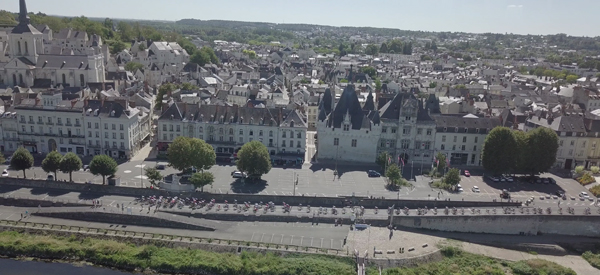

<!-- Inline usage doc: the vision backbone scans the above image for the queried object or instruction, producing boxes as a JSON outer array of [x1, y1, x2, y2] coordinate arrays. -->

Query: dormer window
[[405, 116, 411, 121], [343, 124, 350, 131]]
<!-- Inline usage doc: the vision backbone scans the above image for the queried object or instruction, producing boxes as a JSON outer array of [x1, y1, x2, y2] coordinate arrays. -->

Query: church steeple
[[19, 0, 30, 25]]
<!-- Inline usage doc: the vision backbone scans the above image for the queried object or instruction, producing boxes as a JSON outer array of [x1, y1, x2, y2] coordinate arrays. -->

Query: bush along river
[[0, 258, 138, 275]]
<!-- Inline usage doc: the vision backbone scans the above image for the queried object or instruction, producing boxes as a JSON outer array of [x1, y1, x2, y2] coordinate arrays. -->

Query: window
[[239, 129, 243, 135], [66, 118, 71, 125], [453, 136, 457, 142], [351, 139, 357, 147], [269, 131, 273, 137], [38, 116, 43, 123], [229, 136, 234, 142], [219, 136, 224, 142], [105, 132, 108, 138], [48, 117, 52, 124], [401, 140, 410, 149], [176, 125, 180, 132], [334, 138, 339, 146], [95, 123, 99, 129], [559, 140, 563, 146], [568, 149, 573, 156], [282, 131, 286, 138], [219, 128, 224, 135], [380, 140, 386, 148], [382, 127, 387, 133], [120, 133, 124, 139], [112, 133, 116, 139], [57, 118, 62, 125], [105, 123, 108, 130], [96, 132, 99, 138], [30, 126, 34, 132], [426, 129, 432, 135], [163, 125, 167, 131], [29, 116, 33, 122], [229, 128, 234, 135], [441, 144, 445, 150], [80, 74, 85, 87], [88, 131, 92, 137], [282, 140, 286, 147], [405, 116, 411, 121], [87, 122, 91, 128], [113, 142, 117, 148], [570, 140, 575, 146], [424, 141, 431, 150], [170, 134, 173, 140], [249, 130, 254, 136], [121, 142, 125, 148], [391, 128, 397, 134], [297, 132, 301, 139], [199, 127, 204, 133], [442, 135, 446, 142], [389, 140, 396, 148], [403, 127, 411, 135], [462, 137, 467, 143], [452, 145, 456, 150], [473, 145, 477, 151], [259, 130, 263, 136], [417, 128, 422, 135], [62, 74, 66, 84], [75, 119, 80, 126], [474, 137, 478, 143], [239, 137, 243, 143], [461, 145, 466, 151], [105, 141, 109, 147], [120, 124, 124, 130]]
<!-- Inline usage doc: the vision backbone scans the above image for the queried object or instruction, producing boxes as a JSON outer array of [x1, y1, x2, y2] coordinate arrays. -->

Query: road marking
[[300, 236, 304, 245], [320, 238, 324, 248], [7, 214, 13, 219], [260, 233, 265, 242], [310, 237, 314, 246], [123, 170, 132, 174], [290, 235, 294, 245], [330, 239, 333, 248], [270, 234, 274, 243], [280, 234, 284, 244], [251, 232, 255, 241]]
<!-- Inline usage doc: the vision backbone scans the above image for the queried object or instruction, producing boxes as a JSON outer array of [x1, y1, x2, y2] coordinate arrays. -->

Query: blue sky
[[6, 0, 599, 37]]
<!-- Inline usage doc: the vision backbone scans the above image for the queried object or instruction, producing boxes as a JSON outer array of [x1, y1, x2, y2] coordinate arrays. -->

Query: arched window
[[80, 74, 85, 87], [62, 74, 66, 84], [17, 41, 21, 54], [12, 74, 17, 86], [24, 41, 28, 54], [18, 74, 23, 85]]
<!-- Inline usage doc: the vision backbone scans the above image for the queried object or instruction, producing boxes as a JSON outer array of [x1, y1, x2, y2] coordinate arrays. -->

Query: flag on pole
[[401, 157, 405, 166], [446, 157, 450, 167], [388, 156, 391, 164]]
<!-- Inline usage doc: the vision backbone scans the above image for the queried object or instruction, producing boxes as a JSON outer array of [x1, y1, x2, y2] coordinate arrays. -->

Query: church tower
[[10, 0, 43, 64]]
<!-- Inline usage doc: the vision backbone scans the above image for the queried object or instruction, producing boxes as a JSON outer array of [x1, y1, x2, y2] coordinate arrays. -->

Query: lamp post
[[141, 161, 144, 188]]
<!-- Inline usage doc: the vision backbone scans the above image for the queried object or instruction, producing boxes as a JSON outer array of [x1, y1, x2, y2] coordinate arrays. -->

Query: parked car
[[1, 169, 8, 177], [542, 178, 550, 184], [367, 170, 381, 177], [4, 157, 11, 164], [156, 164, 166, 170], [488, 176, 499, 182], [472, 186, 480, 193], [82, 165, 89, 171], [231, 171, 247, 178], [580, 191, 589, 198], [46, 174, 54, 181], [555, 190, 565, 197], [503, 175, 514, 182], [464, 170, 470, 177]]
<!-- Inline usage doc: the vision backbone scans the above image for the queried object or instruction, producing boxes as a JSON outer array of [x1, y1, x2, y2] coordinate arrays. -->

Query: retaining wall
[[0, 178, 519, 209], [392, 215, 600, 237], [34, 211, 215, 231]]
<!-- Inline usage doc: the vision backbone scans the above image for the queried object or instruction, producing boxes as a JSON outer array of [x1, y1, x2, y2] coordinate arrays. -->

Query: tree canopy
[[365, 44, 379, 56], [385, 163, 403, 187], [42, 151, 62, 180], [89, 154, 118, 185], [482, 127, 518, 175], [124, 62, 144, 72], [360, 66, 377, 78], [189, 172, 214, 191], [435, 152, 447, 174], [167, 137, 216, 172], [376, 152, 390, 170], [190, 47, 219, 66], [236, 140, 272, 177], [521, 127, 559, 175], [144, 167, 163, 187], [59, 152, 82, 182], [444, 168, 461, 186], [11, 147, 33, 178]]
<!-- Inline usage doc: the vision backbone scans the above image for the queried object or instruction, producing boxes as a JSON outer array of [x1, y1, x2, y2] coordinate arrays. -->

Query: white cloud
[[507, 4, 523, 8]]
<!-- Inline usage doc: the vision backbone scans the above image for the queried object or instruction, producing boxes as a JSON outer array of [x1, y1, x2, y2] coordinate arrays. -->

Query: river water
[[0, 258, 138, 275]]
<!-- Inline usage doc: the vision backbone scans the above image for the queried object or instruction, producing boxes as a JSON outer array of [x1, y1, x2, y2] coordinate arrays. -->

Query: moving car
[[580, 191, 589, 198], [472, 186, 480, 193], [464, 170, 470, 177], [231, 171, 246, 178], [367, 170, 381, 177], [1, 169, 8, 177]]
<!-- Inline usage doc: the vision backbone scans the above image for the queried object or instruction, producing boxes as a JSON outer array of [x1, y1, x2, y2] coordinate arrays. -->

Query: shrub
[[583, 251, 600, 270], [575, 165, 585, 175], [592, 166, 600, 174], [590, 185, 600, 197], [577, 173, 596, 185]]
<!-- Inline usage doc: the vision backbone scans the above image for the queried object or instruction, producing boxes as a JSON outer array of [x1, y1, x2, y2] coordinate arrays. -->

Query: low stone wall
[[393, 215, 600, 237], [0, 178, 520, 209], [0, 197, 87, 208], [369, 250, 443, 269], [34, 211, 215, 231]]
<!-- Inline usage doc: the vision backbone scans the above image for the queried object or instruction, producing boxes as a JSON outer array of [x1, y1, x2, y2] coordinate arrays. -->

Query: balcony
[[4, 137, 19, 141], [268, 143, 275, 147], [69, 140, 86, 146], [75, 124, 81, 127], [88, 144, 101, 149], [37, 121, 44, 125], [65, 123, 72, 126], [56, 122, 63, 126], [46, 122, 54, 126], [28, 121, 35, 124], [19, 120, 26, 124]]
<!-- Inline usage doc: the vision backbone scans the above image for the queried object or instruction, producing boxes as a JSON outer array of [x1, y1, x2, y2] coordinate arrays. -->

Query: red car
[[464, 170, 470, 177]]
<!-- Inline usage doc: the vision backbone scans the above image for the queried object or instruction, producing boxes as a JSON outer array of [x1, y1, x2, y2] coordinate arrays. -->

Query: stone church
[[1, 0, 106, 88]]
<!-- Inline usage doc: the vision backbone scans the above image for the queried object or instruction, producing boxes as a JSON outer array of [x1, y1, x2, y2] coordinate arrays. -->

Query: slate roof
[[432, 115, 501, 133], [526, 115, 586, 133], [326, 84, 369, 130], [37, 55, 90, 69]]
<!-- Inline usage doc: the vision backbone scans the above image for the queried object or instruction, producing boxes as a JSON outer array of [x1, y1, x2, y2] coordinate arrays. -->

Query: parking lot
[[456, 172, 596, 207]]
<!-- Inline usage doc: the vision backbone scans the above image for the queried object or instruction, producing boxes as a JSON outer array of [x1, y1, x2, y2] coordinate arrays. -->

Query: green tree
[[117, 21, 133, 41], [41, 151, 62, 181], [89, 154, 118, 185], [167, 137, 216, 172], [435, 152, 447, 174], [376, 152, 390, 170], [144, 167, 163, 187], [189, 172, 214, 191], [236, 140, 272, 178], [385, 163, 402, 187], [108, 40, 128, 54], [124, 62, 144, 72], [429, 82, 438, 88], [10, 147, 33, 178], [444, 168, 461, 186], [138, 43, 147, 51], [365, 44, 379, 55], [513, 130, 530, 173], [190, 50, 210, 66], [360, 66, 377, 78], [526, 127, 559, 175], [375, 78, 382, 92], [156, 83, 177, 106], [60, 152, 82, 182], [566, 74, 579, 83], [242, 49, 257, 59], [380, 42, 388, 53], [482, 127, 517, 175]]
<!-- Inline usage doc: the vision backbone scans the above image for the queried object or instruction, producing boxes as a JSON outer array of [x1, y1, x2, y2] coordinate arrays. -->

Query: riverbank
[[0, 258, 136, 275]]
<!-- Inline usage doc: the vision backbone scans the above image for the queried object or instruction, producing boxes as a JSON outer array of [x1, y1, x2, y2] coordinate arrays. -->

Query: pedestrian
[[25, 210, 28, 217], [38, 204, 41, 211], [20, 213, 22, 219]]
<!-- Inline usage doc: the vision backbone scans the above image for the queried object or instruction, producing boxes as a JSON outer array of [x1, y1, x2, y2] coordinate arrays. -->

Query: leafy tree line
[[379, 39, 413, 55], [482, 127, 558, 176]]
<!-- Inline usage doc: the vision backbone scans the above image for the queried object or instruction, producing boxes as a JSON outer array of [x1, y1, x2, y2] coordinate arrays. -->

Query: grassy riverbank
[[368, 246, 576, 275], [0, 231, 355, 275], [0, 231, 578, 275]]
